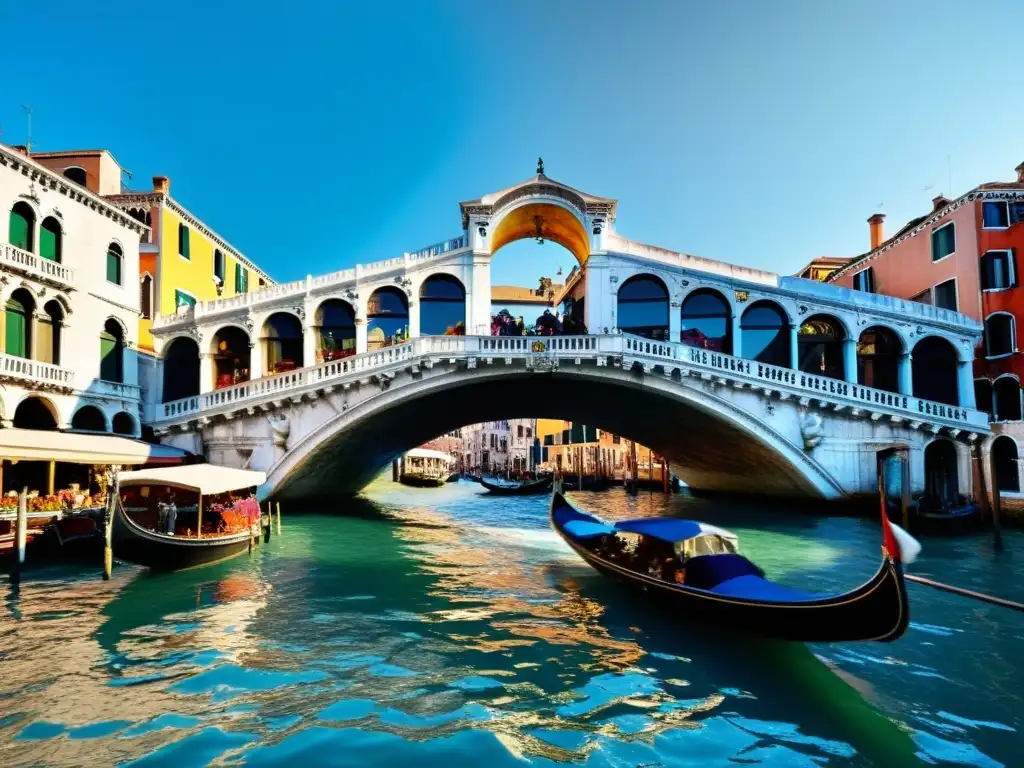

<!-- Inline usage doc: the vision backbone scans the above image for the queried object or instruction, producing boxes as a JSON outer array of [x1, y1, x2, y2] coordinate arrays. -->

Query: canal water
[[1, 478, 1022, 767]]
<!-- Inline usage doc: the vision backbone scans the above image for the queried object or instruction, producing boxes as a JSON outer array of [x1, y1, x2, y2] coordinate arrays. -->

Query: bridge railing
[[154, 333, 987, 432]]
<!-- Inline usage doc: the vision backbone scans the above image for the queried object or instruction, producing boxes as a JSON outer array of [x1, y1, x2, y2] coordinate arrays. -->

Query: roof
[[492, 284, 561, 304], [458, 173, 618, 227], [119, 465, 266, 495], [613, 518, 737, 544], [0, 430, 191, 465], [460, 173, 616, 209], [404, 448, 452, 461]]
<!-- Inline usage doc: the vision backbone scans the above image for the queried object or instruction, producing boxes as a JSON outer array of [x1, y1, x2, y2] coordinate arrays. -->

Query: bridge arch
[[260, 364, 843, 503], [162, 335, 201, 402], [797, 313, 848, 380], [680, 287, 734, 353], [856, 325, 903, 394], [617, 274, 670, 340], [210, 325, 251, 389], [741, 300, 791, 367], [418, 273, 466, 335], [490, 197, 591, 265], [314, 298, 357, 361], [912, 335, 961, 406], [261, 311, 304, 375], [366, 286, 410, 349]]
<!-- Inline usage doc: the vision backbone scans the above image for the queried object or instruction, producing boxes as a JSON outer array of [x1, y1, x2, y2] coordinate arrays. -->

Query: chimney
[[152, 175, 170, 194], [1016, 162, 1024, 183], [867, 213, 886, 250], [932, 195, 950, 212]]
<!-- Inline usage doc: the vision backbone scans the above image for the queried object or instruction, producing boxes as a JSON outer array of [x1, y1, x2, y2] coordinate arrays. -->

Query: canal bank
[[1, 477, 1021, 766]]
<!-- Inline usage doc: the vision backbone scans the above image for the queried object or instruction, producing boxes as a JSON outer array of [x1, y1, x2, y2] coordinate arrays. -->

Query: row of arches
[[3, 288, 127, 382], [975, 376, 1022, 422], [9, 395, 136, 435], [9, 202, 125, 284], [922, 436, 1020, 511], [619, 276, 962, 406]]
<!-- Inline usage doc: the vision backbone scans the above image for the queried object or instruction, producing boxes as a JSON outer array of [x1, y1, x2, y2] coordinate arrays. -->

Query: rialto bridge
[[145, 173, 989, 501]]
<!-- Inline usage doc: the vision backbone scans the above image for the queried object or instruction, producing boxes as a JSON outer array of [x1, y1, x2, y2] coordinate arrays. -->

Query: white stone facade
[[0, 144, 145, 435]]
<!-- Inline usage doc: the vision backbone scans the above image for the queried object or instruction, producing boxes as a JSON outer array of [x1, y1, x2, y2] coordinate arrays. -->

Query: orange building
[[828, 160, 1024, 497]]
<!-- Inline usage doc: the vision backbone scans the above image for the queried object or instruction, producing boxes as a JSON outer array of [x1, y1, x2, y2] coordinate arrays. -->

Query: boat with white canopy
[[114, 465, 266, 571], [399, 448, 453, 488]]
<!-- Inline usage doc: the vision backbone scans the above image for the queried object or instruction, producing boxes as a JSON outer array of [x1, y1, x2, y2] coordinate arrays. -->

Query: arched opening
[[100, 319, 125, 383], [106, 242, 123, 285], [798, 314, 845, 379], [63, 167, 87, 186], [38, 300, 63, 365], [993, 377, 1022, 421], [40, 217, 62, 263], [162, 337, 201, 402], [680, 289, 731, 353], [14, 397, 58, 430], [112, 411, 136, 436], [857, 326, 901, 394], [140, 274, 153, 320], [9, 201, 35, 252], [912, 336, 959, 406], [924, 439, 960, 510], [992, 436, 1020, 492], [71, 405, 107, 432], [617, 275, 669, 340], [367, 287, 409, 350], [262, 312, 304, 374], [211, 327, 251, 389], [4, 288, 35, 359], [420, 274, 466, 336], [315, 299, 356, 362], [741, 301, 790, 367], [975, 379, 994, 420], [984, 313, 1016, 358], [490, 203, 590, 266]]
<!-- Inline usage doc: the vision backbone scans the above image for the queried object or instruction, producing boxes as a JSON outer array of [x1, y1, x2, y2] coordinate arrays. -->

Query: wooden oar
[[904, 574, 1024, 612]]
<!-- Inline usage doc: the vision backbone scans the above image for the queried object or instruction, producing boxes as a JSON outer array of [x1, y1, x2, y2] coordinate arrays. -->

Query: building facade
[[459, 419, 535, 473], [0, 143, 148, 491], [828, 161, 1024, 499]]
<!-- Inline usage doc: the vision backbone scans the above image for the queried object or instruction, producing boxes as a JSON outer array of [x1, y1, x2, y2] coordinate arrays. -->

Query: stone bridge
[[145, 172, 989, 501]]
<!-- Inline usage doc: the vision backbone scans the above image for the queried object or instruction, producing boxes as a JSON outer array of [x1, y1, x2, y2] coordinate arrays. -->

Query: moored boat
[[399, 448, 452, 488], [550, 491, 911, 642], [479, 475, 553, 496], [114, 465, 266, 571]]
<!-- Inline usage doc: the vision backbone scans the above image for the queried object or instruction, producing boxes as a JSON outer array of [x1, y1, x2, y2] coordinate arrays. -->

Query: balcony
[[0, 353, 74, 391], [0, 243, 76, 290]]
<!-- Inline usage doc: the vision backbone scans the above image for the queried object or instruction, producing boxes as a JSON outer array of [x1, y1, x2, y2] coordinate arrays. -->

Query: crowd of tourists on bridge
[[489, 309, 587, 337]]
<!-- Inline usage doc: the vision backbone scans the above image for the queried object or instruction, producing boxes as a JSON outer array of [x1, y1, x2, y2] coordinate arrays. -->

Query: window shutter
[[1011, 249, 1018, 288], [866, 267, 876, 294], [980, 253, 992, 290]]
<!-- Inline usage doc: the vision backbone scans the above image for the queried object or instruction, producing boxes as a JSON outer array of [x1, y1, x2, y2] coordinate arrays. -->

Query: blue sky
[[3, 1, 1023, 287]]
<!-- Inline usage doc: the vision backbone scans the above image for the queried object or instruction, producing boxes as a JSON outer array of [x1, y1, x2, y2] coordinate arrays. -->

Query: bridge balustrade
[[156, 333, 987, 431]]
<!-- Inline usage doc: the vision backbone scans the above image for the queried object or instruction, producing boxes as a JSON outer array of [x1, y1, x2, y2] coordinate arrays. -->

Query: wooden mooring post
[[987, 444, 1005, 552], [10, 488, 27, 587], [276, 501, 282, 536], [264, 502, 272, 543]]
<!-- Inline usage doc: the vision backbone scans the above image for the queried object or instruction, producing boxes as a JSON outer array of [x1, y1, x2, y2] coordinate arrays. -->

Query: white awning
[[0, 429, 192, 465], [118, 464, 266, 496], [404, 448, 452, 462]]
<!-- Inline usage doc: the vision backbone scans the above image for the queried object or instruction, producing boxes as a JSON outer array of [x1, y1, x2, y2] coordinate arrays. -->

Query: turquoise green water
[[1, 477, 1022, 766]]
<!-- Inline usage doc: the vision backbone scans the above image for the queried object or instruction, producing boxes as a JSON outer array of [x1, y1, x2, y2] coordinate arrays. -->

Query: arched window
[[112, 412, 136, 436], [975, 379, 994, 420], [912, 336, 959, 406], [315, 299, 356, 361], [4, 288, 34, 359], [63, 167, 87, 186], [740, 301, 790, 367], [262, 312, 304, 374], [798, 314, 845, 379], [71, 405, 107, 432], [40, 217, 62, 263], [37, 300, 63, 365], [924, 440, 959, 510], [617, 275, 669, 340], [857, 326, 901, 393], [14, 397, 58, 430], [162, 337, 201, 402], [211, 327, 251, 389], [993, 376, 1022, 422], [140, 274, 153, 320], [992, 436, 1020, 492], [106, 243, 123, 285], [214, 249, 225, 286], [420, 274, 466, 335], [367, 287, 409, 350], [9, 201, 35, 252], [100, 319, 125, 383], [984, 313, 1015, 358], [680, 289, 731, 353]]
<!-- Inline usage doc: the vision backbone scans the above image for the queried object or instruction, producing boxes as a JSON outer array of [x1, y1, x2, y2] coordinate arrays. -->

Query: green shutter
[[179, 225, 190, 259], [39, 223, 60, 262], [4, 302, 27, 358], [9, 209, 31, 251], [175, 289, 197, 309], [106, 250, 122, 284], [100, 331, 118, 381]]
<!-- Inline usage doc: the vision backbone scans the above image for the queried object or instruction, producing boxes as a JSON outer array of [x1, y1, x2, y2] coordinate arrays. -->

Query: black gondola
[[550, 491, 911, 642], [479, 475, 553, 496], [114, 465, 266, 572]]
